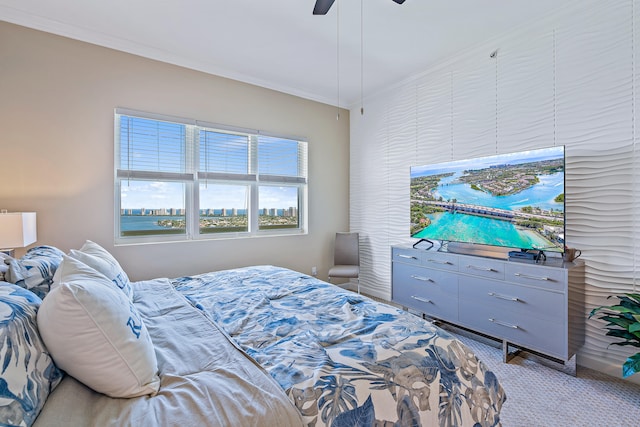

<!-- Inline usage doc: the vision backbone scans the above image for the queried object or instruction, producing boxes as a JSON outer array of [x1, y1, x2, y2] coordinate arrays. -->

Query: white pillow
[[37, 272, 160, 398], [70, 240, 132, 300], [52, 254, 112, 289]]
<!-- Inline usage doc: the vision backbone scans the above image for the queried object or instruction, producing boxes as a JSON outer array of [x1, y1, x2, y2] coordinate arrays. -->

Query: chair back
[[334, 232, 359, 266]]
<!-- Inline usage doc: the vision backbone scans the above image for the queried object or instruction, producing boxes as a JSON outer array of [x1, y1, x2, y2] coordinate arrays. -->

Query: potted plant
[[589, 293, 640, 378]]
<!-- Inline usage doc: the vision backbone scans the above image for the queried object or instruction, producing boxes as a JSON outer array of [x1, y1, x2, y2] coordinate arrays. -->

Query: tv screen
[[410, 146, 565, 253]]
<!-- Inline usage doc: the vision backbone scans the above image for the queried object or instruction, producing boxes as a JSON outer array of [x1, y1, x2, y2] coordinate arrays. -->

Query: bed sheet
[[173, 265, 506, 427], [34, 278, 303, 427]]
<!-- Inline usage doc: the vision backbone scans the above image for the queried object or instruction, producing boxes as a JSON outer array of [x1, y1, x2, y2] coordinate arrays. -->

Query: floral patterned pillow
[[0, 282, 63, 426], [4, 246, 65, 299]]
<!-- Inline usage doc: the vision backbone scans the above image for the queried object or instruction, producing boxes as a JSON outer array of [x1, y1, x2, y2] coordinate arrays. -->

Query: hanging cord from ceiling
[[336, 0, 341, 120], [553, 29, 557, 148], [490, 49, 499, 154], [360, 0, 364, 115]]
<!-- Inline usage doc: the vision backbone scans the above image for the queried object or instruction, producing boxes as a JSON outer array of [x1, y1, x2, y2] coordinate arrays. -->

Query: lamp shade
[[0, 212, 37, 249]]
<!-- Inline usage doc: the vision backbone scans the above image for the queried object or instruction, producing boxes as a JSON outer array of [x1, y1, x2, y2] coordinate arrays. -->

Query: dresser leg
[[564, 354, 577, 377], [502, 340, 577, 376], [503, 341, 521, 363]]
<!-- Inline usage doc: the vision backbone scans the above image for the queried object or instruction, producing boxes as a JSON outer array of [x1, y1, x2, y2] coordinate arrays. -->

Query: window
[[114, 109, 307, 244]]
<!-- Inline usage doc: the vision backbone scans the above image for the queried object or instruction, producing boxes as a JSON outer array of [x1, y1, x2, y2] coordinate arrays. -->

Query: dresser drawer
[[422, 252, 458, 272], [391, 245, 579, 363], [458, 298, 566, 359], [459, 276, 564, 322], [392, 247, 422, 266], [392, 263, 458, 322], [506, 262, 566, 291], [459, 257, 505, 280]]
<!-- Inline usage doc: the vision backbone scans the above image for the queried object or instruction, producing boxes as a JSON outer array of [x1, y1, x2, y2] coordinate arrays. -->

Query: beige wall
[[0, 21, 350, 281]]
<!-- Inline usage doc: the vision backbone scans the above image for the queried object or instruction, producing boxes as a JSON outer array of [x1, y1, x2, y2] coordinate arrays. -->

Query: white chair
[[328, 232, 360, 293]]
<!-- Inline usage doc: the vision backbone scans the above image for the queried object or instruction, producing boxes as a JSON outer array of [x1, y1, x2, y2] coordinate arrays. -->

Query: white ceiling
[[0, 0, 572, 108]]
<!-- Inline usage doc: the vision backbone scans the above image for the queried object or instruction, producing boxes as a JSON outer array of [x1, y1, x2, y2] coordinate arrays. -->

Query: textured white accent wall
[[350, 0, 640, 379]]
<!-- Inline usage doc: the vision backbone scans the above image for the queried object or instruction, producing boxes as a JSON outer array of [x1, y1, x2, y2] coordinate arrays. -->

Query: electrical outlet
[[311, 266, 317, 276]]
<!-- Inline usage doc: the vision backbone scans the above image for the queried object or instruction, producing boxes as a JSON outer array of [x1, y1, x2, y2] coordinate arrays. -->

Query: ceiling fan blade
[[313, 0, 336, 15], [313, 0, 404, 15]]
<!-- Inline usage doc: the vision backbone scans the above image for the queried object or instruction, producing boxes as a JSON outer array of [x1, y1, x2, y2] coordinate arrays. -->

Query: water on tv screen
[[410, 146, 565, 253]]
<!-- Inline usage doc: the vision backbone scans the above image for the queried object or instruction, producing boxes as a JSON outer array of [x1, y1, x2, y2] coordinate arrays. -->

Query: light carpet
[[452, 331, 640, 426], [361, 291, 640, 425]]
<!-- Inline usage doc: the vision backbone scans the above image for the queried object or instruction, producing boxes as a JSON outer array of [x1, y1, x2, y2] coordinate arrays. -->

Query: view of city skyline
[[117, 115, 305, 235], [120, 181, 298, 212], [120, 207, 298, 217]]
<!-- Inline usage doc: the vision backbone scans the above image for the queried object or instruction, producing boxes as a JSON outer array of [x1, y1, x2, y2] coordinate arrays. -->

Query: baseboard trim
[[361, 288, 390, 302], [577, 353, 640, 385]]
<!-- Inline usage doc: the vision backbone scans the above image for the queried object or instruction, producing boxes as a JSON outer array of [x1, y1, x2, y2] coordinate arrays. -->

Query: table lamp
[[0, 211, 37, 257]]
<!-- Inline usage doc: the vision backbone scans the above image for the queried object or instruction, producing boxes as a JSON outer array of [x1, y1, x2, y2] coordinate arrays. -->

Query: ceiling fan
[[313, 0, 406, 15]]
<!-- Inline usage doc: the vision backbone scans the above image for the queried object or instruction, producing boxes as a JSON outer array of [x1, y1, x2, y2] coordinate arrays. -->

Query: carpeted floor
[[452, 331, 640, 426], [360, 291, 640, 425]]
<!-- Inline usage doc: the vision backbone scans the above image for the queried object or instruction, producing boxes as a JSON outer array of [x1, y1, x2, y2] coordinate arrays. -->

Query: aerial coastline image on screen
[[410, 146, 565, 252]]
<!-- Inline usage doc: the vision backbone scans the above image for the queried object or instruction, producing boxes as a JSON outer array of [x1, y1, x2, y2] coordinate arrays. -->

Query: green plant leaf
[[623, 353, 640, 378], [589, 306, 606, 318], [590, 302, 621, 318], [601, 315, 634, 331], [590, 301, 640, 318], [618, 299, 640, 315], [614, 305, 640, 315], [624, 294, 640, 304], [599, 312, 636, 324], [600, 316, 640, 339], [609, 341, 640, 348], [590, 295, 640, 377], [605, 329, 640, 344]]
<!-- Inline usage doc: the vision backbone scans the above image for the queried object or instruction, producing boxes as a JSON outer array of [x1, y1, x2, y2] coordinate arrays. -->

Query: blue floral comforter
[[173, 265, 505, 427]]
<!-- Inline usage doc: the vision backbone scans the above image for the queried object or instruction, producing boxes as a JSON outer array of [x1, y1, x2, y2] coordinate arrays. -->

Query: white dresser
[[391, 245, 584, 366]]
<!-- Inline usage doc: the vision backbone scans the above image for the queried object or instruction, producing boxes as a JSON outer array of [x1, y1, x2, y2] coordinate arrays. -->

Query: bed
[[1, 244, 506, 427]]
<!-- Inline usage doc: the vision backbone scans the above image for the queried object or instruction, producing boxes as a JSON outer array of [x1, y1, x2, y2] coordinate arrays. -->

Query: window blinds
[[117, 115, 191, 180], [198, 130, 253, 181], [257, 135, 308, 184], [198, 130, 307, 184], [115, 109, 308, 240]]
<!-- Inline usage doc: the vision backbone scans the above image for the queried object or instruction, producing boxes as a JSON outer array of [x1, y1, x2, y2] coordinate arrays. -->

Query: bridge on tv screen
[[412, 200, 561, 223]]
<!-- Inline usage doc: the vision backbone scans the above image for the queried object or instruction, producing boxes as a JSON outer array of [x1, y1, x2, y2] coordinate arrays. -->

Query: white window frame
[[114, 109, 308, 245]]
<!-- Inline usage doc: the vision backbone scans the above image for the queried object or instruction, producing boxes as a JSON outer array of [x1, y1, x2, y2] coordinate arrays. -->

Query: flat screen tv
[[410, 146, 565, 254]]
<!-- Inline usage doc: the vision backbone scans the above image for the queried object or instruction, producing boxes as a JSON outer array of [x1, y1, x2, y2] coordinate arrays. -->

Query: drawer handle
[[411, 275, 434, 283], [488, 292, 520, 302], [514, 272, 553, 282], [467, 265, 497, 272], [398, 254, 418, 260], [489, 318, 519, 329], [427, 259, 453, 265], [411, 295, 432, 303]]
